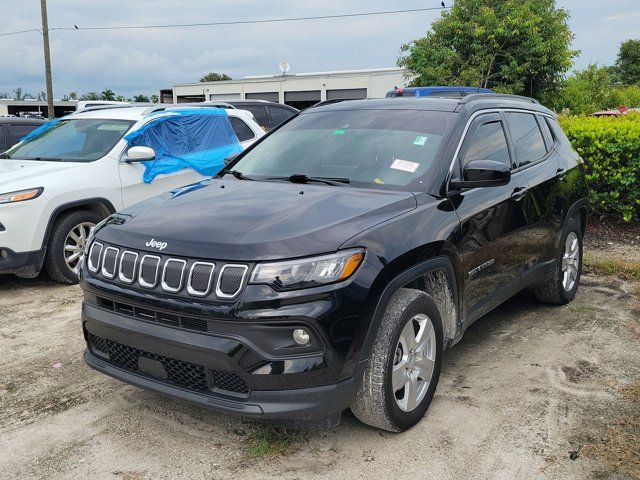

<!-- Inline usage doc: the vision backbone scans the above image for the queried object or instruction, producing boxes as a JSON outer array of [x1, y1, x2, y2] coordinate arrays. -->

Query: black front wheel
[[351, 288, 443, 432]]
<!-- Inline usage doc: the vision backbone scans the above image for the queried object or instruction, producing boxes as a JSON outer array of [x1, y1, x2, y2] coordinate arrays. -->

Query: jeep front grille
[[86, 242, 248, 300]]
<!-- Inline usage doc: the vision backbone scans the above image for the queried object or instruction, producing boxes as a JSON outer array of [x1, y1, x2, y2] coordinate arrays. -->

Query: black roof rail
[[460, 93, 539, 104], [76, 104, 140, 113], [141, 102, 236, 115]]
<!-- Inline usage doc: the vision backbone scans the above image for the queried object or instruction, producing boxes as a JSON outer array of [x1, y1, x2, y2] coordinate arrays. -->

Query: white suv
[[0, 104, 264, 283]]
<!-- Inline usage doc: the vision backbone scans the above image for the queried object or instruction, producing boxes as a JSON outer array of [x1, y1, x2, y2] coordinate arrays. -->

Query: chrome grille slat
[[118, 251, 138, 284], [187, 262, 216, 297], [101, 247, 119, 279], [139, 255, 161, 288], [216, 264, 248, 299], [87, 242, 103, 273], [161, 258, 187, 293]]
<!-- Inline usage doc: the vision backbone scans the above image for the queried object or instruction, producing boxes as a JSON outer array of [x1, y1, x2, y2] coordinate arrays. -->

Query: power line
[[0, 6, 450, 36], [0, 28, 41, 37]]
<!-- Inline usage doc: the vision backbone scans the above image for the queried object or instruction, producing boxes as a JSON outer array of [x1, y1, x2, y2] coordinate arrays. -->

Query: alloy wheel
[[561, 231, 580, 292], [392, 313, 436, 412], [64, 222, 95, 274]]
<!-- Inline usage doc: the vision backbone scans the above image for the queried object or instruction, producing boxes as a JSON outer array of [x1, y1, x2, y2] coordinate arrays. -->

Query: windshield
[[4, 118, 134, 162], [230, 109, 455, 190]]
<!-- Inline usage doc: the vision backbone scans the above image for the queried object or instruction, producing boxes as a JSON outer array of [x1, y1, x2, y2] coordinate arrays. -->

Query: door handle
[[556, 167, 568, 179], [511, 186, 527, 201]]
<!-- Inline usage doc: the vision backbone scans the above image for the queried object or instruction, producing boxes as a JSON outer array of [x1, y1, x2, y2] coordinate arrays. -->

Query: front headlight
[[250, 249, 365, 290], [0, 187, 43, 204]]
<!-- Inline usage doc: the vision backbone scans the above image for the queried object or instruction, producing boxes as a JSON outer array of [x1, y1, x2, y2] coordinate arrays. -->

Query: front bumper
[[0, 247, 44, 276], [81, 294, 364, 423]]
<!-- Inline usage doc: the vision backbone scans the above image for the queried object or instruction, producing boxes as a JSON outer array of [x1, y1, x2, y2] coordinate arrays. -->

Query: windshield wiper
[[219, 168, 254, 181], [267, 174, 351, 186]]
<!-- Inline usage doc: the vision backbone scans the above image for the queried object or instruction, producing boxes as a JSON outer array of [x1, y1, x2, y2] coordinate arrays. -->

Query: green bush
[[559, 112, 640, 222]]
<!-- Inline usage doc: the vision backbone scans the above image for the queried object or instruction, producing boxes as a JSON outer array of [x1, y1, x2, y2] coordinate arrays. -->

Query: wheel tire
[[44, 210, 103, 284], [534, 217, 583, 305], [351, 288, 443, 432]]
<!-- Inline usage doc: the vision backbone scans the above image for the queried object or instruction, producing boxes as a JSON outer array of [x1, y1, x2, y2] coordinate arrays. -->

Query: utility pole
[[39, 0, 55, 119]]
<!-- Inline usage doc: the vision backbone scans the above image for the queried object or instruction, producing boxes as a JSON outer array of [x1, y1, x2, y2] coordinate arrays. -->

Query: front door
[[118, 158, 199, 208], [450, 112, 530, 323]]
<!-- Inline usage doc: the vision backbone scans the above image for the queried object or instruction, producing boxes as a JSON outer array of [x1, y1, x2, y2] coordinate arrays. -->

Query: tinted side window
[[268, 106, 295, 129], [538, 115, 554, 149], [230, 117, 255, 142], [462, 120, 510, 167], [505, 112, 547, 167], [0, 125, 6, 151], [242, 105, 268, 130], [8, 124, 39, 146]]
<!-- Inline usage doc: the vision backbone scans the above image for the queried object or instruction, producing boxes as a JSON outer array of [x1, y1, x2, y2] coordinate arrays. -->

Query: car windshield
[[4, 118, 134, 162], [230, 109, 455, 190]]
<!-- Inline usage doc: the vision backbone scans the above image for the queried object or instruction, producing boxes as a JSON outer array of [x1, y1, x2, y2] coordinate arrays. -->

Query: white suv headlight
[[250, 249, 365, 290], [0, 187, 43, 204]]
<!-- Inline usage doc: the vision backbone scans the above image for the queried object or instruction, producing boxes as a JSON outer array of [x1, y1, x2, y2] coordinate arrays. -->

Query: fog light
[[292, 328, 310, 345]]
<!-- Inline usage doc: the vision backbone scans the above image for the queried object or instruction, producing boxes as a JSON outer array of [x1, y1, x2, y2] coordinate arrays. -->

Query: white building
[[171, 67, 408, 109], [0, 99, 77, 118]]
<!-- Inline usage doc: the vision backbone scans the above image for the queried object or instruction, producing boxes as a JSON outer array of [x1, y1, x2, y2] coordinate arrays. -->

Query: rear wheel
[[351, 288, 443, 432], [44, 210, 102, 284], [534, 217, 583, 304]]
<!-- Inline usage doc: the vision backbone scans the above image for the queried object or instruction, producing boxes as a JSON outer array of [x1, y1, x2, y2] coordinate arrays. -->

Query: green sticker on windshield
[[332, 129, 346, 135], [414, 135, 428, 146]]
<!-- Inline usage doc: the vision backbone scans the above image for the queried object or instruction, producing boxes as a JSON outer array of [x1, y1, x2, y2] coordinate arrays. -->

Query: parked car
[[591, 106, 640, 117], [0, 117, 45, 152], [225, 100, 298, 131], [0, 105, 263, 283], [386, 86, 494, 98], [80, 94, 587, 431]]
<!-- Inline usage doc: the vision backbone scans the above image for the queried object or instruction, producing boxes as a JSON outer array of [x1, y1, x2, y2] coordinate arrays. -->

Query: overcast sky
[[1, 0, 638, 98]]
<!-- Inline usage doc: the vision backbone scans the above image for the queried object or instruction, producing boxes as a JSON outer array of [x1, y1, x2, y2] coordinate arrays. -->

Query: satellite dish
[[278, 61, 290, 75]]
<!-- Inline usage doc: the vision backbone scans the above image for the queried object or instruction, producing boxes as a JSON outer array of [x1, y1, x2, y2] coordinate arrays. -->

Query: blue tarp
[[124, 108, 242, 183], [20, 116, 66, 143]]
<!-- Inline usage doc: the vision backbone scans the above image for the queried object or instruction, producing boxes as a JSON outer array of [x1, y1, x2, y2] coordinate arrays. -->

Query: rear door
[[503, 111, 567, 282], [451, 112, 530, 322]]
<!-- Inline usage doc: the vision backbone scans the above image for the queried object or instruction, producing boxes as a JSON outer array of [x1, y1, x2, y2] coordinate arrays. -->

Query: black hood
[[97, 178, 417, 261]]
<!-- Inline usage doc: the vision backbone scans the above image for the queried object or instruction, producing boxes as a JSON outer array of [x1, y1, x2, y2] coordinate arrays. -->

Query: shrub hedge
[[559, 113, 640, 222]]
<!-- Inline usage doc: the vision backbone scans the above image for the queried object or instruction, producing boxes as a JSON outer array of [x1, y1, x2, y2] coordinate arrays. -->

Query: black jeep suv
[[80, 94, 588, 431]]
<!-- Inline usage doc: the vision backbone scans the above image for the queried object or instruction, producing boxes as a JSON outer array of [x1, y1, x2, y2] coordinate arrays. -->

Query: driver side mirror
[[125, 146, 156, 162], [450, 160, 511, 189]]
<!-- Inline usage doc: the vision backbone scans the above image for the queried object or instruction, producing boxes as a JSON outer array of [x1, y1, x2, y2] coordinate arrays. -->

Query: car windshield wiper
[[267, 174, 351, 186], [219, 168, 254, 181]]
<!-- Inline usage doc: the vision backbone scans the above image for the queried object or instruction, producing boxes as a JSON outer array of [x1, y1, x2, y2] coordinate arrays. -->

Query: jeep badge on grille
[[145, 238, 168, 251]]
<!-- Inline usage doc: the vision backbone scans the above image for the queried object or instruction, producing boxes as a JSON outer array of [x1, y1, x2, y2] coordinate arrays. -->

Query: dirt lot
[[1, 243, 639, 479]]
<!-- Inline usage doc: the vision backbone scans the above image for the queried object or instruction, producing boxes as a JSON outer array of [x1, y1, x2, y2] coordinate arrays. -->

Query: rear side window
[[230, 117, 255, 142], [462, 120, 510, 167], [8, 124, 40, 146], [268, 106, 295, 129], [504, 112, 547, 167], [242, 105, 269, 131]]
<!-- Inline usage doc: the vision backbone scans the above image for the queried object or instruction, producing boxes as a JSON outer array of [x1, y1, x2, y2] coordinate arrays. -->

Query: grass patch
[[581, 418, 640, 480], [567, 304, 596, 314], [583, 253, 640, 280], [244, 424, 303, 458]]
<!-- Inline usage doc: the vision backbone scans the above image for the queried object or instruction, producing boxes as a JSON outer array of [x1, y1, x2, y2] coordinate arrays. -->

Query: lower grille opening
[[88, 334, 249, 396]]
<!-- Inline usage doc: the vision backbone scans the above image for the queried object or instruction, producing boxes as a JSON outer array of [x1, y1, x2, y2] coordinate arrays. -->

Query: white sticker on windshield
[[390, 158, 420, 173]]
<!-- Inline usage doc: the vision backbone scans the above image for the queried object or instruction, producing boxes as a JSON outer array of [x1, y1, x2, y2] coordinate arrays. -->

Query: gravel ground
[[1, 263, 638, 479]]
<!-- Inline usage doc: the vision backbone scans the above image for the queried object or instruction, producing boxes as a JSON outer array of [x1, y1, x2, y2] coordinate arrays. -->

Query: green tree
[[133, 94, 150, 102], [150, 94, 159, 103], [101, 89, 116, 101], [613, 39, 640, 85], [551, 64, 612, 114], [80, 92, 101, 100], [115, 95, 127, 102], [12, 87, 23, 100], [398, 0, 577, 100], [199, 72, 232, 82]]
